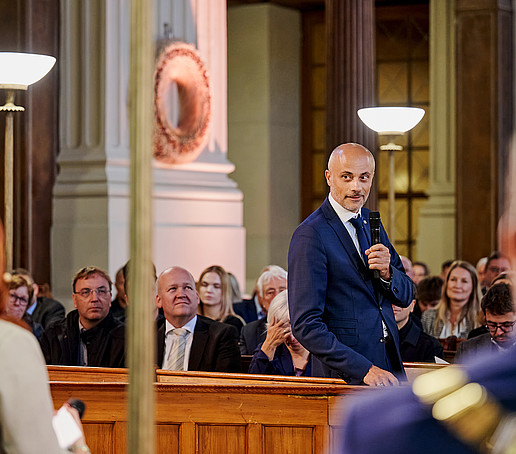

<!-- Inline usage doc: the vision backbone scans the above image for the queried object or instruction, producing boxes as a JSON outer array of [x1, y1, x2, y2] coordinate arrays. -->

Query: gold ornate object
[[413, 366, 516, 453]]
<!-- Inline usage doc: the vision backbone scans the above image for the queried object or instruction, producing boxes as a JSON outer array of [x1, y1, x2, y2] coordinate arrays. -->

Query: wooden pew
[[48, 362, 450, 453]]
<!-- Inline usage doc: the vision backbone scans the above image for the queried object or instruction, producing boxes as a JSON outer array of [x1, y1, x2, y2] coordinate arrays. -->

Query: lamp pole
[[380, 138, 403, 243], [0, 90, 24, 271]]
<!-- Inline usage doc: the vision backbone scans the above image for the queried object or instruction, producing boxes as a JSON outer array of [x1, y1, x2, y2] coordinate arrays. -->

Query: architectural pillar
[[325, 0, 376, 161], [53, 0, 244, 307], [227, 4, 301, 290], [455, 0, 513, 263], [416, 0, 456, 274]]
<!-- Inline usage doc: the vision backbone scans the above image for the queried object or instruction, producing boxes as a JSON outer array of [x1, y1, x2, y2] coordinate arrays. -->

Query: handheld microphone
[[68, 398, 86, 419], [369, 211, 381, 279]]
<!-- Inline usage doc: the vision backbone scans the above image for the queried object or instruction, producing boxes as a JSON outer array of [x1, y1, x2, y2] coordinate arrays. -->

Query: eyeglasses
[[9, 293, 28, 306], [74, 287, 110, 298], [485, 320, 516, 334]]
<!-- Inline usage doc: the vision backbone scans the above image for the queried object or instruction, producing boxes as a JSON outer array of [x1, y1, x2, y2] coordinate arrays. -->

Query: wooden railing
[[48, 362, 448, 454]]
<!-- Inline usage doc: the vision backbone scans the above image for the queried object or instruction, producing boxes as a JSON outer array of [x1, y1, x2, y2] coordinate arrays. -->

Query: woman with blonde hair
[[197, 265, 245, 333], [422, 260, 481, 339]]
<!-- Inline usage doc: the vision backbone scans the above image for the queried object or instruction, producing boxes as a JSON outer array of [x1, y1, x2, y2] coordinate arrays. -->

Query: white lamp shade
[[0, 52, 56, 90], [357, 107, 425, 135]]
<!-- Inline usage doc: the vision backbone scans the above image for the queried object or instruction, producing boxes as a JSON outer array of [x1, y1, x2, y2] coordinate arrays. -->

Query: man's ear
[[325, 169, 331, 187], [72, 293, 78, 309], [408, 300, 415, 313], [156, 294, 162, 309], [32, 282, 39, 298]]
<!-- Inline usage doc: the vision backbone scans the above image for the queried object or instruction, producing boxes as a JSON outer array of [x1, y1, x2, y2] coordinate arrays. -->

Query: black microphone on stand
[[369, 211, 381, 279]]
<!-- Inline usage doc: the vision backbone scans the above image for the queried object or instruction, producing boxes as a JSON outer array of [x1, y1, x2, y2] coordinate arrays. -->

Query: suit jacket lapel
[[188, 317, 208, 371], [322, 199, 377, 300]]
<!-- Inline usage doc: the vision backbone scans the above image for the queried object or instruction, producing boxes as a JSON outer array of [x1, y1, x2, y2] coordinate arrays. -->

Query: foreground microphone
[[68, 398, 86, 419], [369, 211, 381, 279]]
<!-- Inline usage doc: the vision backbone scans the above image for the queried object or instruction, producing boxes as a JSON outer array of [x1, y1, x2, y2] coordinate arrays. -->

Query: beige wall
[[228, 4, 301, 292]]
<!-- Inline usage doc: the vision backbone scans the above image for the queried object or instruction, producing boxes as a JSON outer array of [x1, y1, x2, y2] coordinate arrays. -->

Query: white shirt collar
[[165, 315, 197, 336], [328, 193, 362, 224]]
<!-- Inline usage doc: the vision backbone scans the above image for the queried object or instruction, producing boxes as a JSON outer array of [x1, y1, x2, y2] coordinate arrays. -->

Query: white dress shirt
[[162, 315, 197, 370]]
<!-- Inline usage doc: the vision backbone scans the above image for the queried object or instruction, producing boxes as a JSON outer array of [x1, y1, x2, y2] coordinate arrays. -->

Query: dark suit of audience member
[[110, 296, 126, 322], [239, 317, 267, 355], [29, 296, 65, 330], [40, 266, 125, 367], [40, 310, 125, 367], [157, 315, 240, 372], [156, 266, 240, 373], [455, 332, 498, 363], [399, 317, 443, 362], [233, 297, 260, 323], [249, 342, 312, 376]]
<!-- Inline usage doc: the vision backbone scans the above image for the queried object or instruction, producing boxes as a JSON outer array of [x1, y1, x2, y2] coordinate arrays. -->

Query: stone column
[[416, 0, 456, 274], [325, 0, 376, 160], [53, 0, 244, 306]]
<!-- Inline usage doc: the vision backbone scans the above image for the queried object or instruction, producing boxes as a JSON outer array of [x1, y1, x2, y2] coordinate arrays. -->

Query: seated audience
[[228, 272, 242, 303], [40, 266, 125, 367], [412, 276, 443, 321], [239, 265, 287, 355], [400, 256, 415, 281], [249, 290, 311, 376], [5, 273, 43, 338], [12, 268, 65, 330], [482, 251, 511, 293], [110, 266, 128, 321], [440, 259, 454, 280], [197, 265, 245, 333], [422, 260, 480, 339], [233, 266, 270, 323], [392, 300, 443, 363], [456, 282, 515, 362], [412, 261, 430, 284], [156, 266, 240, 372], [476, 256, 488, 292]]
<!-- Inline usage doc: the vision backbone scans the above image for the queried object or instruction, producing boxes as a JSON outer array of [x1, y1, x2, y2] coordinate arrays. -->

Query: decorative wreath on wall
[[154, 42, 211, 164]]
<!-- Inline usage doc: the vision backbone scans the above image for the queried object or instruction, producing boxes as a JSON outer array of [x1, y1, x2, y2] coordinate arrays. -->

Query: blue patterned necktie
[[349, 215, 370, 263]]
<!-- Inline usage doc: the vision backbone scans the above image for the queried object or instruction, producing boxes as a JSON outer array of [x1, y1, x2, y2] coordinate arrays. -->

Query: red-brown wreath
[[154, 42, 211, 164]]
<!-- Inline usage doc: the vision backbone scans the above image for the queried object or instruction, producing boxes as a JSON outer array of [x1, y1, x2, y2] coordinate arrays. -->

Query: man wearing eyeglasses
[[40, 266, 126, 367], [455, 282, 515, 363]]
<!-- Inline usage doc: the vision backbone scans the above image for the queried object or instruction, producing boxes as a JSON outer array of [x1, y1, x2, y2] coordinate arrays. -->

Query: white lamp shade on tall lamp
[[357, 107, 425, 135], [0, 52, 56, 90]]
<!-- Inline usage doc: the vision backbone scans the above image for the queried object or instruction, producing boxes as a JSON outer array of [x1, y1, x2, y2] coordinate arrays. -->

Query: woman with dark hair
[[422, 260, 481, 339], [197, 265, 245, 333]]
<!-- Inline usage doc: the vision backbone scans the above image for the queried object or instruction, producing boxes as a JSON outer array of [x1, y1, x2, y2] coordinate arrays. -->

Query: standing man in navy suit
[[288, 143, 414, 386]]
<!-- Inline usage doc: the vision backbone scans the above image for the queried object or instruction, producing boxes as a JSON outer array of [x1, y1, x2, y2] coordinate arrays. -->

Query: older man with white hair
[[238, 265, 287, 355]]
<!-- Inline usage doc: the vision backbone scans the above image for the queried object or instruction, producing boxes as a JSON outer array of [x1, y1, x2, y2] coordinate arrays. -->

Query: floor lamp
[[0, 52, 56, 270], [357, 106, 425, 243]]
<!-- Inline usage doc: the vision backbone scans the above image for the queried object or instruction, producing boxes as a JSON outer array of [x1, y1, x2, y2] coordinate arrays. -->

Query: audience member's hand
[[365, 244, 391, 280], [363, 365, 399, 387], [260, 317, 291, 361]]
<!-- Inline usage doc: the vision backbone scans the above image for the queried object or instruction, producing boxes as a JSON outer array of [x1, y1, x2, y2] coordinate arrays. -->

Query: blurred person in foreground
[[249, 290, 310, 376], [0, 227, 90, 453]]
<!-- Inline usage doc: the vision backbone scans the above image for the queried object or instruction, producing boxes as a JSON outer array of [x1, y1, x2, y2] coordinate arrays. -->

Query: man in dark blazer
[[456, 282, 516, 363], [288, 143, 414, 386], [156, 266, 240, 372]]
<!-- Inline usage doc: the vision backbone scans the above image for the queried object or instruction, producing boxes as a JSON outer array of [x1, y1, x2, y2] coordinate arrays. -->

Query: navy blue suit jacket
[[288, 199, 414, 384]]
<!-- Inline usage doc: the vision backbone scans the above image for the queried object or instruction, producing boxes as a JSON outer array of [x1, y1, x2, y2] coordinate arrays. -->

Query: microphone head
[[369, 211, 381, 228], [68, 398, 86, 419]]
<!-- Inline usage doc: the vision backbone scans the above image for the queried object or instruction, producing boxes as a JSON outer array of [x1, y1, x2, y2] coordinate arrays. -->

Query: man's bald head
[[327, 143, 375, 173], [325, 143, 376, 213]]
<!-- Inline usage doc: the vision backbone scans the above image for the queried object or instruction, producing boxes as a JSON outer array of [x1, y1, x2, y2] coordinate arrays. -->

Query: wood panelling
[[197, 424, 246, 454], [47, 364, 447, 453]]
